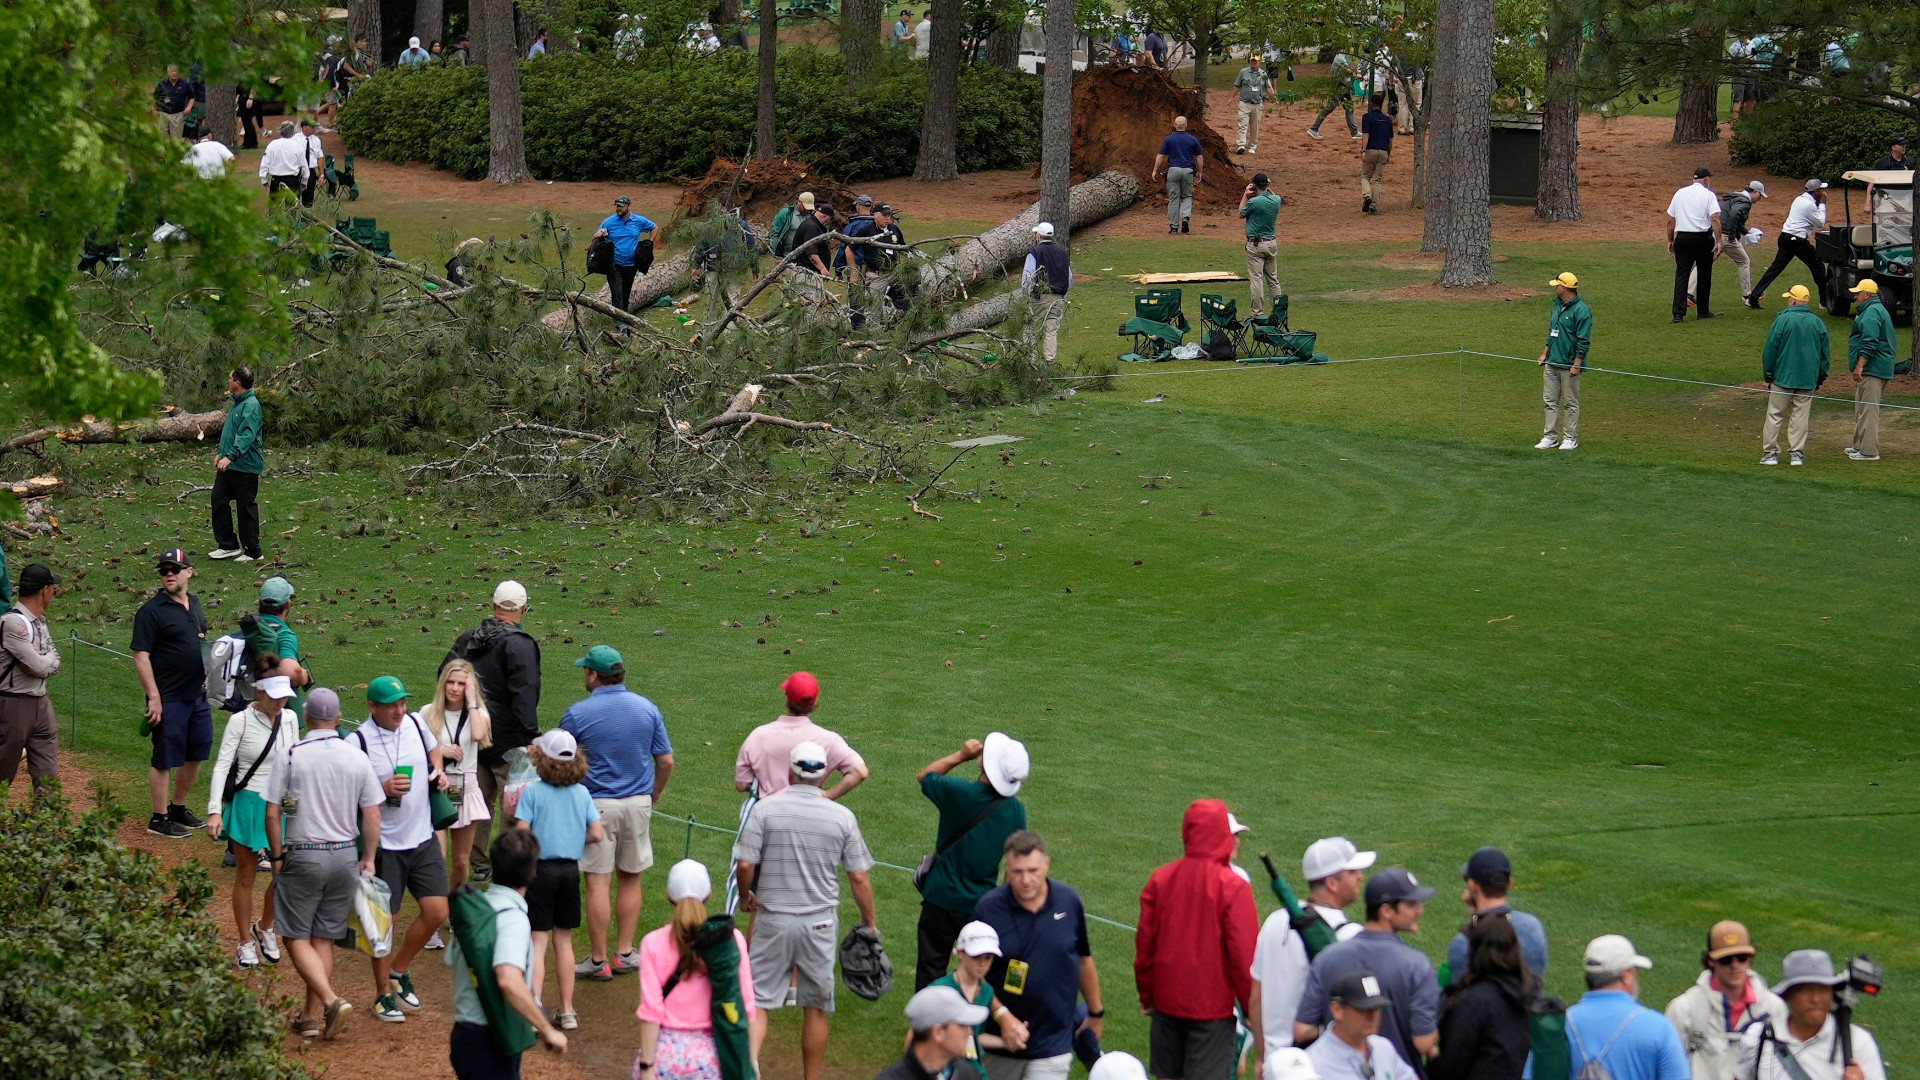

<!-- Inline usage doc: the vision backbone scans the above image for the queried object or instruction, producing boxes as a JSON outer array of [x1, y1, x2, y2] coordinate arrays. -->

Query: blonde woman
[[422, 659, 493, 889], [637, 860, 759, 1080]]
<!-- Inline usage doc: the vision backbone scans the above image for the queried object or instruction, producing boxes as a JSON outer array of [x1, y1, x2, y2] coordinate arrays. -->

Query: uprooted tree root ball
[[1068, 67, 1247, 212]]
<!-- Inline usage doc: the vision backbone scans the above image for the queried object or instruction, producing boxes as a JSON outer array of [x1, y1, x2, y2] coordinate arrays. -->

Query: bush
[[1730, 100, 1916, 181], [340, 50, 1043, 183], [0, 785, 307, 1078]]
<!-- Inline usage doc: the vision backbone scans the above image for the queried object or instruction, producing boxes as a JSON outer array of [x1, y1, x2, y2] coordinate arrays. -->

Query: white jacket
[[1664, 970, 1786, 1080], [207, 704, 297, 815], [1736, 1013, 1885, 1080]]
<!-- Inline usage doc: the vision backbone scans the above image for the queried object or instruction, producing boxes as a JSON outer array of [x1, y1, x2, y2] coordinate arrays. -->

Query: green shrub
[[0, 785, 307, 1078], [1730, 100, 1916, 181], [339, 50, 1043, 184]]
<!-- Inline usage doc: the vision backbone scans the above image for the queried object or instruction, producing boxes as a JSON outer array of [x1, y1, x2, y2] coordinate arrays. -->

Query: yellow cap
[[1547, 272, 1579, 288], [1781, 284, 1811, 303], [1850, 278, 1879, 295]]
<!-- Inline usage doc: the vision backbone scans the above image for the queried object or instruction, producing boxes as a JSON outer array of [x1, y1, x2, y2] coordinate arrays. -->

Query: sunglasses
[[159, 567, 187, 577], [1713, 954, 1755, 966]]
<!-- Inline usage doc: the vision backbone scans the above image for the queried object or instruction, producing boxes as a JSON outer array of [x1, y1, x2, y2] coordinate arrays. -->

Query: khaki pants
[[0, 693, 59, 793], [1245, 239, 1280, 316], [1763, 388, 1814, 454], [1543, 366, 1580, 440], [159, 110, 186, 140], [1031, 294, 1067, 363], [464, 758, 512, 877], [1689, 239, 1753, 299], [1853, 375, 1886, 458], [1236, 100, 1264, 150], [1165, 167, 1195, 228], [1361, 150, 1390, 200]]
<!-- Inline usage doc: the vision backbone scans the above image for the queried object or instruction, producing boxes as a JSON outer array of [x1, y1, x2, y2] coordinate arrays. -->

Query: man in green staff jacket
[[1535, 272, 1592, 451], [209, 365, 265, 562], [1760, 284, 1830, 467], [1845, 278, 1897, 462]]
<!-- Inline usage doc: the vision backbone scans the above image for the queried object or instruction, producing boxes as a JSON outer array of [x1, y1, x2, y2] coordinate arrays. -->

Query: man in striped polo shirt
[[734, 739, 880, 1080]]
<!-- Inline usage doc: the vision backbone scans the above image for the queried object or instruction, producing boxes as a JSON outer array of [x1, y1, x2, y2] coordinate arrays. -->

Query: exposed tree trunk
[[1420, 35, 1456, 249], [469, 0, 489, 63], [913, 0, 963, 180], [5, 410, 227, 452], [985, 22, 1020, 69], [720, 0, 742, 27], [756, 0, 777, 160], [350, 0, 382, 63], [1672, 75, 1719, 143], [1036, 0, 1074, 243], [4, 477, 61, 499], [1436, 0, 1496, 286], [1536, 19, 1582, 222], [204, 82, 239, 152], [842, 0, 883, 83], [480, 0, 531, 183], [416, 0, 446, 46], [1189, 26, 1210, 110], [917, 171, 1137, 303]]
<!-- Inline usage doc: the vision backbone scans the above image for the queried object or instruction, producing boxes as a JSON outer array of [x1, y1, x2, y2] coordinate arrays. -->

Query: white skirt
[[453, 772, 491, 828]]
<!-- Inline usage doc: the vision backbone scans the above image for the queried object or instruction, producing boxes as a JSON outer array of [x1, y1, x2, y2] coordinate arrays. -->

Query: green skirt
[[222, 788, 271, 853]]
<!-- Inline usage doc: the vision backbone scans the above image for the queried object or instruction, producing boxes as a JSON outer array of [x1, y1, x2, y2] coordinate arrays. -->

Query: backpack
[[447, 884, 538, 1057], [586, 235, 614, 276], [207, 632, 256, 713], [1567, 1010, 1637, 1080], [1204, 328, 1238, 361], [769, 205, 797, 257], [1529, 996, 1573, 1080]]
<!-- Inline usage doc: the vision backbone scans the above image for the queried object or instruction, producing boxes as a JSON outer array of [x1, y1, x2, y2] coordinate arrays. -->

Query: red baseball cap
[[782, 671, 820, 710]]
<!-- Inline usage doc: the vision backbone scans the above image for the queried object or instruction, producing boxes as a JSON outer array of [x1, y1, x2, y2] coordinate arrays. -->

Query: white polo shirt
[[352, 713, 439, 850], [1667, 182, 1722, 232], [1250, 903, 1365, 1053], [265, 729, 384, 844], [1781, 193, 1828, 239]]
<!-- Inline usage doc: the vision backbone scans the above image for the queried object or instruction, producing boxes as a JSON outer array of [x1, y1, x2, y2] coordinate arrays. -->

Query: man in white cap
[[1251, 838, 1372, 1063], [446, 579, 541, 883], [1021, 224, 1072, 363], [398, 36, 431, 64], [878, 985, 991, 1080], [734, 740, 879, 1080], [913, 734, 1030, 990], [1736, 950, 1885, 1080], [1566, 935, 1689, 1080]]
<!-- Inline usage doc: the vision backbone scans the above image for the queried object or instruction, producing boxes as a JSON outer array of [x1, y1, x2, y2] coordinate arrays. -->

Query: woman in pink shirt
[[638, 859, 759, 1080]]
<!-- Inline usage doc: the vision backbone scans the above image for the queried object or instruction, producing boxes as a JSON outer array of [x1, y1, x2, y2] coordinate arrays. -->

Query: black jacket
[[1430, 973, 1531, 1080], [1721, 191, 1755, 239], [446, 618, 541, 763], [873, 1050, 944, 1080]]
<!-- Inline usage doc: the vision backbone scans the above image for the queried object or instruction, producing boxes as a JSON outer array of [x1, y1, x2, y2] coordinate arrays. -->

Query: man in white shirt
[[1736, 950, 1885, 1080], [183, 129, 235, 180], [1665, 167, 1724, 322], [258, 121, 309, 198], [1747, 178, 1829, 308], [1249, 837, 1371, 1068], [915, 11, 933, 58], [1303, 971, 1419, 1080], [298, 119, 324, 207], [398, 36, 431, 65]]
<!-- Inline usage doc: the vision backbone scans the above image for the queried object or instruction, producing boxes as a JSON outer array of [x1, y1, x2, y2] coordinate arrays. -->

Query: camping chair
[[1198, 294, 1245, 358], [1240, 294, 1329, 365], [1118, 288, 1191, 362], [324, 153, 359, 200]]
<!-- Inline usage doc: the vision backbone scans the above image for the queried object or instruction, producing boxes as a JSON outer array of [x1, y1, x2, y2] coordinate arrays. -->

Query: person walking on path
[[209, 365, 265, 562], [420, 659, 491, 887], [514, 728, 604, 1032], [352, 675, 452, 1024], [1153, 117, 1204, 235], [1294, 867, 1440, 1074], [972, 831, 1107, 1080], [928, 922, 1033, 1076], [597, 196, 659, 312], [913, 734, 1029, 990], [264, 687, 384, 1041], [894, 10, 914, 50], [1759, 284, 1830, 466], [0, 563, 62, 794], [730, 671, 866, 913], [154, 65, 195, 139], [636, 859, 761, 1080], [1534, 273, 1592, 451], [1234, 55, 1271, 154], [1239, 174, 1283, 319], [1428, 915, 1534, 1080], [1567, 935, 1690, 1080], [1735, 950, 1886, 1080], [1846, 279, 1897, 461], [1021, 223, 1073, 363], [1305, 971, 1420, 1080], [1666, 167, 1724, 322], [1251, 837, 1371, 1060], [1307, 53, 1360, 140], [1664, 921, 1787, 1080], [447, 829, 571, 1077], [133, 548, 212, 839], [1445, 848, 1548, 979], [734, 740, 880, 1080], [448, 579, 541, 883], [561, 644, 674, 983], [1358, 95, 1393, 214], [1748, 179, 1829, 308], [1690, 181, 1767, 303], [207, 673, 297, 969], [1136, 799, 1260, 1080]]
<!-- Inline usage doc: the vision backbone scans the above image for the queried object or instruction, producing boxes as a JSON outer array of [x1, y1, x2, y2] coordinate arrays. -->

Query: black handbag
[[222, 713, 283, 807], [586, 235, 614, 276]]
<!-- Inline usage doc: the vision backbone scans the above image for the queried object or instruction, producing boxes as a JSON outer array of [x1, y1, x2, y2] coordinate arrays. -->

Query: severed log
[[540, 251, 696, 332], [5, 410, 226, 452], [912, 170, 1139, 305], [6, 476, 62, 498]]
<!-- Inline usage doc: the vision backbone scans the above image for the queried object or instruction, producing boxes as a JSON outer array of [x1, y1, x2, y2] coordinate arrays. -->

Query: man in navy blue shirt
[[1358, 94, 1394, 214], [595, 196, 658, 312], [1143, 30, 1168, 69], [1152, 116, 1205, 235], [973, 831, 1106, 1080]]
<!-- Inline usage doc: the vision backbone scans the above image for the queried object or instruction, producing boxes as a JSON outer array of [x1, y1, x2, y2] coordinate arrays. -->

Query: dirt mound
[[1070, 67, 1246, 212], [677, 156, 859, 226]]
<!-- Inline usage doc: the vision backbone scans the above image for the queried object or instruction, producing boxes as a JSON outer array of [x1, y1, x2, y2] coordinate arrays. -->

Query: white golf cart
[[1815, 169, 1913, 323]]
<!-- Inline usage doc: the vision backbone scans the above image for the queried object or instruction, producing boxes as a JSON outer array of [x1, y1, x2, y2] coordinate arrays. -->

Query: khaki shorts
[[749, 909, 839, 1011], [581, 793, 653, 875]]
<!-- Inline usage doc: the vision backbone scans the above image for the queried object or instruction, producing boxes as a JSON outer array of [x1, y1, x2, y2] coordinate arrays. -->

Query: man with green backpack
[[447, 829, 569, 1078], [1250, 837, 1372, 1067]]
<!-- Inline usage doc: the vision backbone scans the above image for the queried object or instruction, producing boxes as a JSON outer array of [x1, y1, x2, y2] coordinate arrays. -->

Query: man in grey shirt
[[734, 739, 880, 1080], [1234, 54, 1272, 155], [1295, 867, 1440, 1076]]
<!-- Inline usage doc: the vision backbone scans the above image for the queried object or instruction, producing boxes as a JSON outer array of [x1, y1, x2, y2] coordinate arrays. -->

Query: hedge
[[1730, 100, 1917, 181], [339, 50, 1043, 183]]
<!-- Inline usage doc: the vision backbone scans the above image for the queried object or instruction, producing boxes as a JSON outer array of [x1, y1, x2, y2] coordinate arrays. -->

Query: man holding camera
[[1664, 921, 1786, 1080], [1737, 951, 1885, 1080]]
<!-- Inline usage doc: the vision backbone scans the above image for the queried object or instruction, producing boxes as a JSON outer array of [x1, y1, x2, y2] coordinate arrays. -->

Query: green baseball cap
[[574, 644, 625, 675], [259, 576, 295, 605], [367, 675, 411, 703]]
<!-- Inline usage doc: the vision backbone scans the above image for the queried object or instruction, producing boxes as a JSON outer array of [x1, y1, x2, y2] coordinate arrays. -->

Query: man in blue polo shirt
[[560, 644, 674, 982], [1358, 94, 1394, 214], [595, 196, 658, 313], [973, 831, 1106, 1080], [1295, 867, 1439, 1076], [1152, 116, 1205, 235], [1567, 935, 1689, 1080]]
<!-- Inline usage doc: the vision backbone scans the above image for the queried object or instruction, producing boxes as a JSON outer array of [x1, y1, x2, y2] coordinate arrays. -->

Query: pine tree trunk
[[1036, 0, 1074, 242], [1672, 75, 1719, 143], [350, 0, 382, 62], [1189, 26, 1210, 114], [415, 0, 446, 46], [1420, 28, 1456, 250], [842, 0, 883, 84], [480, 0, 530, 183], [1436, 0, 1495, 286], [984, 22, 1020, 70], [204, 83, 239, 152], [913, 0, 963, 180], [1409, 83, 1431, 209], [1536, 20, 1582, 222], [469, 0, 488, 61], [756, 0, 777, 160]]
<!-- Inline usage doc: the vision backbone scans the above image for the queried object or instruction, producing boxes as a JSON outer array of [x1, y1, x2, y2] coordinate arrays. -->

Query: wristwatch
[[1087, 1007, 1105, 1019]]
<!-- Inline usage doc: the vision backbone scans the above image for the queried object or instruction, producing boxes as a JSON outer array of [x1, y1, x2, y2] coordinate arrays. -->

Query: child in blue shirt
[[515, 729, 604, 1031]]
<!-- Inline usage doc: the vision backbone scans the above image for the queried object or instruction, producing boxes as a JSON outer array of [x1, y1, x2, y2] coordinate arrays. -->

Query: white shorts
[[581, 793, 653, 875]]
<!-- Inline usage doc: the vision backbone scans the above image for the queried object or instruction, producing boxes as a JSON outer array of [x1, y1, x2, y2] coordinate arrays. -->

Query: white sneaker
[[1847, 449, 1880, 461], [253, 922, 282, 964], [1235, 145, 1247, 153], [237, 941, 260, 969], [1760, 452, 1779, 466], [208, 549, 241, 560], [423, 929, 446, 951], [1306, 127, 1323, 140], [1247, 145, 1258, 154], [233, 553, 259, 562], [1559, 438, 1579, 451], [1534, 435, 1559, 449], [1789, 451, 1804, 466]]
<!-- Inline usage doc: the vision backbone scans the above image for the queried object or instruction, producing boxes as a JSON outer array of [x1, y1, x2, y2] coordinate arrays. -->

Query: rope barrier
[[1047, 350, 1464, 381], [1464, 350, 1920, 412]]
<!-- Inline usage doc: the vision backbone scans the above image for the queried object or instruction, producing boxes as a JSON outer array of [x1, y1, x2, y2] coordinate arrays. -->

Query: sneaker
[[1559, 438, 1579, 451], [471, 866, 492, 884], [1180, 218, 1190, 234], [253, 922, 282, 964], [1168, 224, 1178, 234], [554, 1010, 580, 1031], [169, 804, 206, 830], [148, 814, 191, 839], [1247, 145, 1258, 154], [258, 853, 273, 873], [423, 929, 446, 951], [1744, 296, 1762, 309], [1306, 127, 1324, 140], [1697, 312, 1718, 320], [234, 554, 259, 563], [577, 957, 614, 982], [1790, 451, 1805, 466], [237, 941, 260, 969], [1534, 435, 1560, 450], [293, 1016, 322, 1039], [389, 971, 422, 1009], [1760, 451, 1780, 466], [222, 848, 237, 868], [1844, 446, 1857, 455], [1350, 131, 1364, 140], [374, 994, 407, 1023], [322, 997, 353, 1040], [208, 548, 241, 560], [1235, 145, 1247, 153], [611, 949, 642, 975], [1847, 449, 1880, 461]]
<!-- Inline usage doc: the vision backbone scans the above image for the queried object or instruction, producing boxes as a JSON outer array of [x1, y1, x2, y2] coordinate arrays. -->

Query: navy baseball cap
[[1364, 866, 1436, 906], [156, 548, 192, 570], [1461, 847, 1513, 885]]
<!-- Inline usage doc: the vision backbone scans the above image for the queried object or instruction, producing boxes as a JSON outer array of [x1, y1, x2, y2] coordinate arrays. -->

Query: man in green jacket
[[1760, 285, 1830, 466], [210, 365, 265, 562], [1846, 279, 1897, 462], [1536, 272, 1592, 451]]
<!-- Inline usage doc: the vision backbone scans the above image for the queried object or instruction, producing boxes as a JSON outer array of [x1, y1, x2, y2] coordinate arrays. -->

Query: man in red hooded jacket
[[1136, 799, 1261, 1080]]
